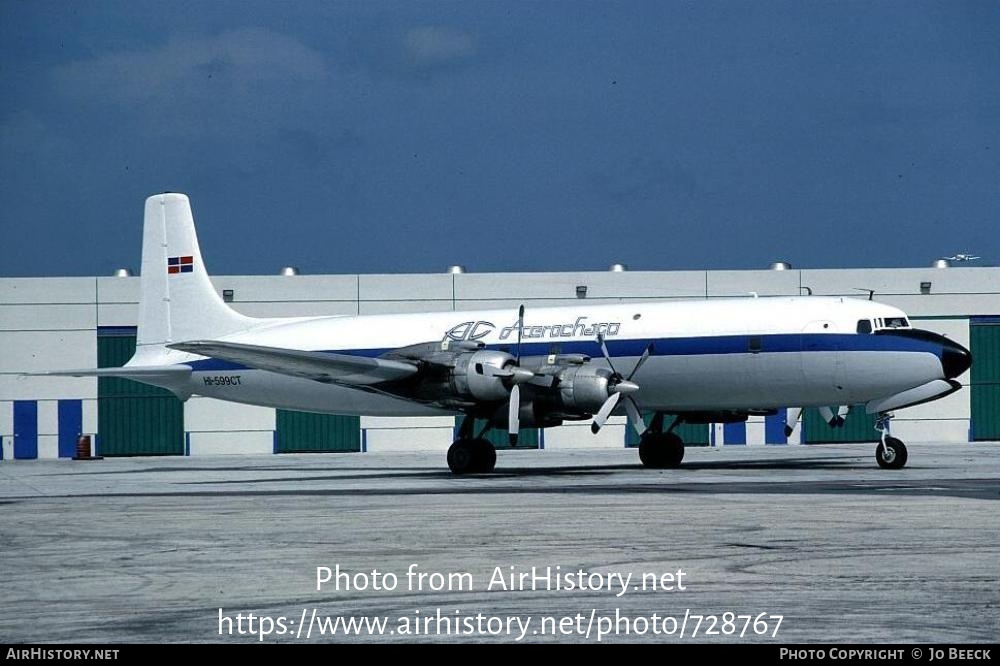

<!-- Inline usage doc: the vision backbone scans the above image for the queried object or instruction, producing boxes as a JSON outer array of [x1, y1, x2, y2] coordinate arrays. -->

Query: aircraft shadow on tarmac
[[44, 456, 864, 484]]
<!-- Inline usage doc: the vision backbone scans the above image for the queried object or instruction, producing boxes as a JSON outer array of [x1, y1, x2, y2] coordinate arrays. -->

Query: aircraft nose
[[879, 328, 972, 379], [914, 329, 972, 378], [940, 340, 972, 379]]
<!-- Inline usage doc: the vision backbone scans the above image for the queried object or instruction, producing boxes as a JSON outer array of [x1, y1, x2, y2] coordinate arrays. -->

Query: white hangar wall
[[1, 266, 997, 459]]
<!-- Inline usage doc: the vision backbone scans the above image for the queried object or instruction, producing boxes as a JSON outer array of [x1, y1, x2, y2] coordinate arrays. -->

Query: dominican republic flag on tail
[[167, 256, 194, 274]]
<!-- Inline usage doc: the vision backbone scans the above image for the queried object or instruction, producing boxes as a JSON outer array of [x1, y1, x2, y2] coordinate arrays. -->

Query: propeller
[[465, 305, 535, 446], [508, 304, 526, 445], [591, 333, 655, 434], [591, 392, 623, 434], [819, 405, 848, 428], [508, 384, 520, 445], [623, 392, 645, 437], [480, 364, 534, 383], [784, 407, 803, 438]]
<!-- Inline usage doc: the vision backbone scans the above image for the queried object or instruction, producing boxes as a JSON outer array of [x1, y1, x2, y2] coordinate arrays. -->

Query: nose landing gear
[[874, 413, 908, 469]]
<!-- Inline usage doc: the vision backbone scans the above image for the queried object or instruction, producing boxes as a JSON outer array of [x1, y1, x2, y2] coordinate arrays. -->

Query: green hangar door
[[98, 329, 184, 456], [626, 413, 710, 447], [275, 410, 361, 452], [802, 406, 876, 443], [453, 417, 540, 449], [971, 318, 1000, 441]]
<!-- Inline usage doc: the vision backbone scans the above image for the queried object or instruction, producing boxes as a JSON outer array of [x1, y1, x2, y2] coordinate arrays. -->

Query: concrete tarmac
[[1, 442, 997, 643]]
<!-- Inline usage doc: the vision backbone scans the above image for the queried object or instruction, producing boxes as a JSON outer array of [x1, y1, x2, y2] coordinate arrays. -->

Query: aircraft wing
[[168, 340, 418, 386]]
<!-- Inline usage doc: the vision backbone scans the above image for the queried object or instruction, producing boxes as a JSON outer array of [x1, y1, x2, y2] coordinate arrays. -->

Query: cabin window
[[884, 317, 909, 329], [857, 319, 872, 334], [748, 336, 762, 354]]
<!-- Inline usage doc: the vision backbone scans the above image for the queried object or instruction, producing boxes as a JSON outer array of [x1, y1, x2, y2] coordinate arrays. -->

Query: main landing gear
[[448, 415, 497, 474], [638, 413, 685, 468], [874, 413, 908, 470]]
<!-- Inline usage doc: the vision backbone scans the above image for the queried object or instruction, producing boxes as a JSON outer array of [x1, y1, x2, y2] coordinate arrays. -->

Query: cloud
[[402, 26, 476, 67], [52, 27, 327, 104], [47, 27, 335, 144]]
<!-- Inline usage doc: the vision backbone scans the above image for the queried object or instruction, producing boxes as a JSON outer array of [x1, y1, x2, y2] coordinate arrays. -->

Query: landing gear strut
[[448, 415, 497, 474], [874, 413, 907, 470], [638, 413, 685, 468]]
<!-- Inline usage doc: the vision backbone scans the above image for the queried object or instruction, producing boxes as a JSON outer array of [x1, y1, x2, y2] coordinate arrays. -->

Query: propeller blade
[[596, 332, 619, 376], [626, 342, 655, 381], [515, 304, 525, 363], [819, 405, 846, 428], [590, 392, 622, 434], [623, 396, 645, 436], [508, 384, 520, 446], [784, 406, 803, 438]]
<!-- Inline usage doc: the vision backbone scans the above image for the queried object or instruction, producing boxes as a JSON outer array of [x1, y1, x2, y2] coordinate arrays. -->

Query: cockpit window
[[883, 317, 909, 329], [857, 319, 872, 334]]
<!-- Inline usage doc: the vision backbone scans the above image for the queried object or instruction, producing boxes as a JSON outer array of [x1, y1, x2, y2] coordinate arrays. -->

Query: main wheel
[[447, 439, 477, 474], [875, 436, 908, 469], [472, 437, 496, 473], [447, 438, 496, 474], [638, 432, 685, 468]]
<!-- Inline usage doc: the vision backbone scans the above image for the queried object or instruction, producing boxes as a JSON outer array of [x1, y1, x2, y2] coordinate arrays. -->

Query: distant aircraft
[[35, 194, 972, 473], [945, 254, 981, 262]]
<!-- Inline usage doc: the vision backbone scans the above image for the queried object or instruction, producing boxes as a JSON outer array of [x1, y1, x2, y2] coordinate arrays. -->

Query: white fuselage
[[150, 296, 946, 417]]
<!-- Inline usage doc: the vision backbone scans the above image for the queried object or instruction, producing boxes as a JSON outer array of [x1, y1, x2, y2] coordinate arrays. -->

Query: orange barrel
[[74, 435, 92, 460]]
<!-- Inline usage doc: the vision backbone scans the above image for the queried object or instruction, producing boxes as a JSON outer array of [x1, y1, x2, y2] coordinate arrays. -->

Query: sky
[[2, 0, 998, 277]]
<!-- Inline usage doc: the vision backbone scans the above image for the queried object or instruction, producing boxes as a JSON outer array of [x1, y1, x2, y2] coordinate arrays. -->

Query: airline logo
[[445, 316, 622, 342], [167, 256, 194, 274]]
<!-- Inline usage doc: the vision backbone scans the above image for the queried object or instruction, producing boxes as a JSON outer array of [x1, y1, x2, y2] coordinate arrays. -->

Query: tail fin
[[135, 193, 256, 355]]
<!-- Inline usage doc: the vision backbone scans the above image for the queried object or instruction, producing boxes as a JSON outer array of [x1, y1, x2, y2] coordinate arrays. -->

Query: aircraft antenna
[[853, 288, 876, 301], [515, 304, 524, 363]]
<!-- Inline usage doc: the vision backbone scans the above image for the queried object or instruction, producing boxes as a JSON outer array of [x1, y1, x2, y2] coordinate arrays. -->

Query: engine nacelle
[[451, 350, 517, 402], [555, 365, 615, 414]]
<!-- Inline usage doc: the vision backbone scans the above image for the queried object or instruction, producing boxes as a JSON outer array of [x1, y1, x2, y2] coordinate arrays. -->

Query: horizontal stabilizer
[[168, 340, 418, 385], [25, 365, 194, 401], [26, 365, 191, 379], [866, 379, 961, 414]]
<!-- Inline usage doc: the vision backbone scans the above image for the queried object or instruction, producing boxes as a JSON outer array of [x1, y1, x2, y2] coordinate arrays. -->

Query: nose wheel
[[874, 413, 907, 469], [875, 436, 907, 469]]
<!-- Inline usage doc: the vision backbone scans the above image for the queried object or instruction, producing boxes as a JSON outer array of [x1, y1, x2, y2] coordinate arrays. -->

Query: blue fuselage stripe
[[182, 332, 945, 372]]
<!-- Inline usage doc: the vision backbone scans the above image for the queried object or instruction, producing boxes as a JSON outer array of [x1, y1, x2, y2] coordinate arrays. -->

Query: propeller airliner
[[36, 194, 972, 473]]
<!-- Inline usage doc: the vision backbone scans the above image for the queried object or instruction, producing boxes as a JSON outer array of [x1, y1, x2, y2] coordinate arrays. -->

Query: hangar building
[[1, 264, 997, 459]]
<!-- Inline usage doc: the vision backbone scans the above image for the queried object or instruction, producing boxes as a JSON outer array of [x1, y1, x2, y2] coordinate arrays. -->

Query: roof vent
[[608, 263, 628, 272], [113, 268, 133, 277], [279, 266, 300, 276], [932, 259, 950, 269], [447, 265, 467, 274], [769, 261, 792, 271]]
